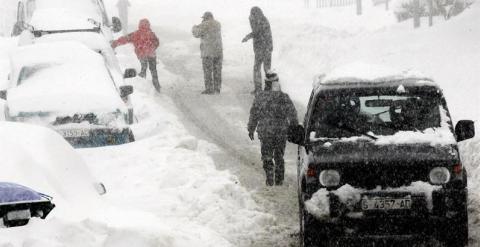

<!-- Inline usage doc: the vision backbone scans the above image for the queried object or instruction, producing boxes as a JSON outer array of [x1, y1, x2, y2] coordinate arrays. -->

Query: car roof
[[8, 42, 126, 115], [29, 8, 99, 31], [314, 62, 440, 92]]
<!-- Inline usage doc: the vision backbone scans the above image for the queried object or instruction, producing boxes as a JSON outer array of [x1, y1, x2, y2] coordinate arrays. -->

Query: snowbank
[[0, 122, 102, 219]]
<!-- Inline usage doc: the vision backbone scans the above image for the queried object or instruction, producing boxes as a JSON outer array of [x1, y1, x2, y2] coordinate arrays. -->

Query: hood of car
[[7, 91, 126, 118]]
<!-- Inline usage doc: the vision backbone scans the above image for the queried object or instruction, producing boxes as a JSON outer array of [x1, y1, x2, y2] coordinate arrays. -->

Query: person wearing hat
[[242, 7, 273, 94], [111, 19, 161, 92], [247, 71, 298, 186], [192, 12, 223, 94]]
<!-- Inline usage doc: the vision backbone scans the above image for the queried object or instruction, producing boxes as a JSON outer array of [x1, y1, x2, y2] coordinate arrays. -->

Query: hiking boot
[[265, 170, 274, 186], [201, 90, 214, 95]]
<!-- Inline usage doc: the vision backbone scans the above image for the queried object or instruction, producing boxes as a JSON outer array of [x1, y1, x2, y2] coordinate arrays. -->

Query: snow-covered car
[[12, 0, 121, 37], [1, 42, 135, 148], [288, 63, 475, 246], [0, 122, 106, 227], [23, 23, 137, 124]]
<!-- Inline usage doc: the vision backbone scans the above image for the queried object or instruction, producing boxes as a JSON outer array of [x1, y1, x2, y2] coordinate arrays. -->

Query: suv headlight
[[429, 167, 451, 185], [319, 170, 341, 187]]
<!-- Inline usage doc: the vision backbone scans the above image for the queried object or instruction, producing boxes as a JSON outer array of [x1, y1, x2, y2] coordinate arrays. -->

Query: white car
[[1, 41, 135, 148], [12, 0, 121, 37]]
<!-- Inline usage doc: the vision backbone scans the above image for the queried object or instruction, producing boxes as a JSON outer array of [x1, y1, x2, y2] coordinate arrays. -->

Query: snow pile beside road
[[78, 71, 274, 245], [0, 121, 102, 214]]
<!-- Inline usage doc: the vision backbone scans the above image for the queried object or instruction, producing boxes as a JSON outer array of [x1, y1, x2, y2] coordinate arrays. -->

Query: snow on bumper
[[305, 182, 442, 219]]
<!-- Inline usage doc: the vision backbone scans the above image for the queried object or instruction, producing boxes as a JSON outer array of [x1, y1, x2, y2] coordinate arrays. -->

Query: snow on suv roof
[[315, 62, 438, 90]]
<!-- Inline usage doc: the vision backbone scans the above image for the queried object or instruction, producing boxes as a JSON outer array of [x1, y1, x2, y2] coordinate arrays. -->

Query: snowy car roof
[[7, 42, 126, 115], [314, 62, 438, 91], [29, 8, 99, 31]]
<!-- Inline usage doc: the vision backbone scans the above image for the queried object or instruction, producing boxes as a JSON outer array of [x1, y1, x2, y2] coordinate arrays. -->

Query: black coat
[[247, 7, 273, 54], [248, 91, 298, 140]]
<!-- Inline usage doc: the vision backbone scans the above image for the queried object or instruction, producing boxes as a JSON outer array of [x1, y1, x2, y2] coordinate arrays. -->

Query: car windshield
[[309, 87, 444, 138], [17, 64, 53, 85]]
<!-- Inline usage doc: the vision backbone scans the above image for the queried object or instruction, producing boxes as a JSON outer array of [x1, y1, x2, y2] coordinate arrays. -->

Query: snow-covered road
[[155, 26, 305, 246]]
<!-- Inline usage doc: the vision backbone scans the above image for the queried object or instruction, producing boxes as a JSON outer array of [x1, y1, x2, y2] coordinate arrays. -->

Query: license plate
[[58, 129, 90, 138], [5, 209, 31, 221], [362, 197, 411, 211]]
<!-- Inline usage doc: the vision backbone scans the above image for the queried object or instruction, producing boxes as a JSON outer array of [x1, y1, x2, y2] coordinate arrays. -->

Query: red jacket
[[112, 19, 159, 59]]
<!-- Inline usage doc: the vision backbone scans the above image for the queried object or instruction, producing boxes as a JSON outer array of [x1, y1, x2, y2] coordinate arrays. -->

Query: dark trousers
[[260, 136, 286, 185], [202, 56, 222, 93], [253, 50, 272, 92], [139, 56, 160, 92]]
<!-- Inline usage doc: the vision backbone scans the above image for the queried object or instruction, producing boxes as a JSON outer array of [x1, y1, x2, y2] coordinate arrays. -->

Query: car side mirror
[[288, 125, 305, 145], [0, 90, 7, 100], [120, 85, 133, 98], [123, 68, 137, 79], [455, 120, 475, 142], [112, 17, 122, 33]]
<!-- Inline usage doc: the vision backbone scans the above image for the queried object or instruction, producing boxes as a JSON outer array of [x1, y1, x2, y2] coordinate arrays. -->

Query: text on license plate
[[59, 129, 90, 138], [362, 197, 412, 211]]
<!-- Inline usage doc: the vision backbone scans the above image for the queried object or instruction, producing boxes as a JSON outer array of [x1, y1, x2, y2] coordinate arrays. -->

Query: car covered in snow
[[0, 122, 107, 227], [289, 63, 475, 246], [12, 0, 122, 37], [0, 42, 135, 148]]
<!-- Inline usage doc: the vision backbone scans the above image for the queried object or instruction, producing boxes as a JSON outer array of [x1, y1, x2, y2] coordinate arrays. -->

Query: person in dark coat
[[192, 12, 223, 95], [242, 7, 273, 94], [112, 19, 161, 92], [247, 72, 298, 186]]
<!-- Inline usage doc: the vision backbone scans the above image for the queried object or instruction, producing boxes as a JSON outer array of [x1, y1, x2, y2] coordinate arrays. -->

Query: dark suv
[[289, 73, 475, 246]]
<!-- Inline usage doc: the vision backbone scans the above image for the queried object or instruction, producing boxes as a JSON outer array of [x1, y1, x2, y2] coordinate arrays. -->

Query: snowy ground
[[0, 0, 478, 246]]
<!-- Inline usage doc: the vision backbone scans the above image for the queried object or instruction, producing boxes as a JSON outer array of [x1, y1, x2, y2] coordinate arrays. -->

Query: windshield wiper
[[324, 119, 378, 140]]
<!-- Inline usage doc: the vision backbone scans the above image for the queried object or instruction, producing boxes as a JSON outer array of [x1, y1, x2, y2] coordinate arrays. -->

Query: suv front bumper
[[305, 188, 467, 244]]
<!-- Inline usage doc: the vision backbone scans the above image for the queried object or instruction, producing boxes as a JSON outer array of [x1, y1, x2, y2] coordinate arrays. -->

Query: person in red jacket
[[111, 19, 161, 92]]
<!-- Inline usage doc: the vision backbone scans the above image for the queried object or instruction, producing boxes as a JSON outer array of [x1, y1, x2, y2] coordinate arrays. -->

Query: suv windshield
[[309, 87, 444, 138]]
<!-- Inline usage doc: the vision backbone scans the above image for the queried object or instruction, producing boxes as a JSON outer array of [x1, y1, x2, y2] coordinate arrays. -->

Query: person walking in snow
[[242, 7, 273, 94], [111, 19, 161, 92], [116, 0, 130, 35], [247, 72, 298, 186], [192, 12, 223, 95]]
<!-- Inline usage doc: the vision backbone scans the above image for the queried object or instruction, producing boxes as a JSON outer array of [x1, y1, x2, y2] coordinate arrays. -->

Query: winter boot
[[263, 160, 274, 186]]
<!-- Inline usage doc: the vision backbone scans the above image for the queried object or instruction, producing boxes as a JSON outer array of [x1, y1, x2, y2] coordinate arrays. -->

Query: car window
[[309, 92, 442, 138], [17, 64, 52, 85]]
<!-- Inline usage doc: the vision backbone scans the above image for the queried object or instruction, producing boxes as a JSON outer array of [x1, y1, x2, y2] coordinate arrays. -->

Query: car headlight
[[319, 170, 341, 187], [429, 167, 451, 185]]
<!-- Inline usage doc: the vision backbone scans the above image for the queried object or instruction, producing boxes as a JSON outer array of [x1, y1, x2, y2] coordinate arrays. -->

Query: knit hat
[[265, 71, 279, 82], [202, 12, 214, 20]]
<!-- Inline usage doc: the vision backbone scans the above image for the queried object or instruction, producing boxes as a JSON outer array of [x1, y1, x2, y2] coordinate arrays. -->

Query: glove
[[248, 132, 254, 141]]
